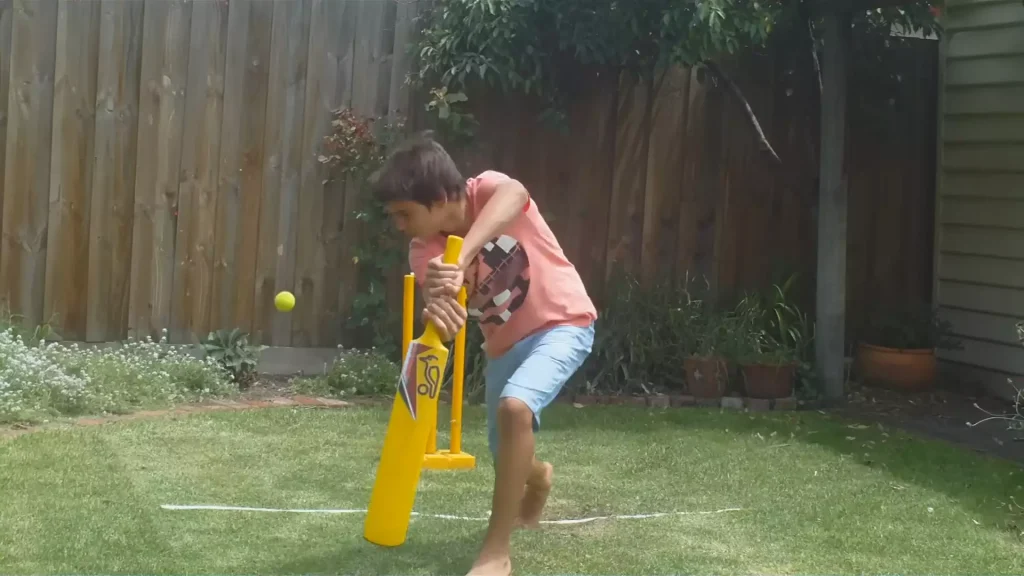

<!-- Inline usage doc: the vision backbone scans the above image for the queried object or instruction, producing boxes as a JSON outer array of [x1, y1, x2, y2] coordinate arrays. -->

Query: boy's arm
[[458, 177, 529, 269]]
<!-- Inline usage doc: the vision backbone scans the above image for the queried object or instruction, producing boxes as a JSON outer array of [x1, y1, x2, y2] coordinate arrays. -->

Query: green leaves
[[416, 0, 787, 126], [200, 329, 265, 389], [418, 0, 938, 127], [861, 304, 960, 351]]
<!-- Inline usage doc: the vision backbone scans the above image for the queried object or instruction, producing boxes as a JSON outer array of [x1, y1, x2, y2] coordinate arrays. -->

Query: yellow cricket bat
[[363, 234, 464, 547]]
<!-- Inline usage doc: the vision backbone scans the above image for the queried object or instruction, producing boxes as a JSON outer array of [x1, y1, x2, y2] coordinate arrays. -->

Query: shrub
[[731, 275, 813, 365], [580, 271, 698, 396], [577, 271, 822, 400], [0, 330, 234, 425], [200, 328, 264, 389], [293, 348, 400, 399], [319, 108, 408, 358], [968, 322, 1024, 434]]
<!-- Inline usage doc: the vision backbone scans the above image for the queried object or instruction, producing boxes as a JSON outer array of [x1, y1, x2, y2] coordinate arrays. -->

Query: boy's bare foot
[[466, 554, 512, 576], [516, 461, 553, 529]]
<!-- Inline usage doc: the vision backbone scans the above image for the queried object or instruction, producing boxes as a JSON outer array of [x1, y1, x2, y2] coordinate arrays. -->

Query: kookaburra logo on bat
[[417, 354, 441, 400]]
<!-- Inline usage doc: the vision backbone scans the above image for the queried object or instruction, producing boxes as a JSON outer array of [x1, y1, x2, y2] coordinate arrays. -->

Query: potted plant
[[856, 304, 960, 392], [684, 307, 730, 398], [732, 276, 811, 399], [737, 341, 800, 399]]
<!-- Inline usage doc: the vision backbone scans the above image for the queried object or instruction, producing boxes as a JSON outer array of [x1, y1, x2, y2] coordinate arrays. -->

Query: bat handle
[[421, 235, 465, 344], [442, 235, 463, 265]]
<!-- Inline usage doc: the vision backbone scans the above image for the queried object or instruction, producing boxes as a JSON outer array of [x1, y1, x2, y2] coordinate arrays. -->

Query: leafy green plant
[[200, 328, 264, 389], [731, 274, 812, 364], [727, 274, 821, 400], [293, 348, 400, 398], [580, 270, 699, 395], [0, 303, 62, 346], [413, 0, 940, 159], [416, 0, 783, 110], [319, 108, 408, 358], [424, 86, 478, 147], [861, 304, 961, 351]]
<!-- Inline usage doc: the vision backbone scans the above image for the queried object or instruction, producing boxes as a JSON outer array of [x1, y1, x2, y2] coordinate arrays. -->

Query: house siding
[[935, 0, 1024, 398]]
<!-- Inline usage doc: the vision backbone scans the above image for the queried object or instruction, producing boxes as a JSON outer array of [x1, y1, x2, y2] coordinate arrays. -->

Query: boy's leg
[[469, 323, 594, 576], [518, 454, 554, 528]]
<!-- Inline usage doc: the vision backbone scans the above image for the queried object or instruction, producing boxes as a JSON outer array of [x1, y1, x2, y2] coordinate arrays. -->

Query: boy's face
[[385, 200, 447, 240]]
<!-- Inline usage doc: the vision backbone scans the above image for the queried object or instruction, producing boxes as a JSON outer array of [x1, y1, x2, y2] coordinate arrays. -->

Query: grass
[[1, 404, 1023, 575]]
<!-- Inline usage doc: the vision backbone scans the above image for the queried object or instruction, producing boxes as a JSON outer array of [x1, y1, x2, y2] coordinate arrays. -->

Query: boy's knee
[[497, 397, 534, 428]]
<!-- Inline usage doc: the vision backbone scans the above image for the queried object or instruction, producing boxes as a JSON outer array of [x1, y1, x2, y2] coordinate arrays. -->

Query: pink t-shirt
[[409, 170, 597, 358]]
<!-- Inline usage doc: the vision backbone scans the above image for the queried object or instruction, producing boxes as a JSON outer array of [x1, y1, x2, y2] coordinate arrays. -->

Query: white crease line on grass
[[160, 504, 744, 524]]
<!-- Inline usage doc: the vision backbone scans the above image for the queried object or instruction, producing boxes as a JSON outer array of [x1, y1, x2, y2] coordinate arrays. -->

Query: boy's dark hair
[[371, 131, 465, 207]]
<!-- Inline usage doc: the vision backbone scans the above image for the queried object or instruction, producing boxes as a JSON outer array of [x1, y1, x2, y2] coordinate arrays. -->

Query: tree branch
[[800, 0, 824, 94], [703, 61, 782, 164], [808, 20, 824, 95]]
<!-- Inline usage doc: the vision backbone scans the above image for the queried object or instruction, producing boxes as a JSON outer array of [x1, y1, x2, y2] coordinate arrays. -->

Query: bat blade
[[363, 235, 463, 547]]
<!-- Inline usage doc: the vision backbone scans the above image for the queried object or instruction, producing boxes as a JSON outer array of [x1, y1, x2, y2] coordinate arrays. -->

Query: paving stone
[[671, 394, 696, 407], [574, 395, 599, 406], [745, 398, 772, 412], [77, 418, 106, 426], [721, 396, 744, 410], [696, 397, 720, 408], [292, 396, 322, 406], [773, 396, 798, 411], [648, 395, 670, 408]]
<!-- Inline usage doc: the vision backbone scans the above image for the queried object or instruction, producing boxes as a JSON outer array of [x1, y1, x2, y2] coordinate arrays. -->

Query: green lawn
[[1, 404, 1023, 575]]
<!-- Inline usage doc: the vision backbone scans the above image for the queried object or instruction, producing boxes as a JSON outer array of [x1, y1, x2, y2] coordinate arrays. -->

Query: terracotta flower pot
[[740, 363, 795, 399], [684, 355, 727, 398], [856, 342, 936, 392]]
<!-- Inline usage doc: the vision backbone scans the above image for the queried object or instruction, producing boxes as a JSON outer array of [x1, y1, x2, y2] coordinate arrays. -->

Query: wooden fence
[[458, 35, 938, 344], [0, 0, 423, 347], [0, 0, 938, 349]]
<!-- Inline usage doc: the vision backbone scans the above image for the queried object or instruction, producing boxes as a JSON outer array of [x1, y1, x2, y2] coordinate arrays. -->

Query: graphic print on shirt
[[466, 234, 530, 326]]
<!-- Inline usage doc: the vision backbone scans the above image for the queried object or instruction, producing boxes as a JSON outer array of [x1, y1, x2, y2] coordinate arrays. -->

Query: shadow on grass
[[537, 404, 1024, 533], [273, 530, 480, 575], [792, 411, 1024, 535]]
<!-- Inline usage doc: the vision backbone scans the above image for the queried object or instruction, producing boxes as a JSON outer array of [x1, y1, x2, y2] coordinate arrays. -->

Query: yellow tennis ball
[[274, 291, 295, 312]]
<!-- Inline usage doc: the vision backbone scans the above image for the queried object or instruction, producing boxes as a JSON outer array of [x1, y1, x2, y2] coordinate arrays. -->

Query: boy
[[371, 132, 597, 576]]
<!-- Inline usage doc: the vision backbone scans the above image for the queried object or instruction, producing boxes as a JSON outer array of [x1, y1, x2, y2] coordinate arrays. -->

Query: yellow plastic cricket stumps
[[424, 284, 475, 471]]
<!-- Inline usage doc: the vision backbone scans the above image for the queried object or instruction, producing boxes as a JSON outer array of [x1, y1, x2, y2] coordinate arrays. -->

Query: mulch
[[835, 384, 1024, 464]]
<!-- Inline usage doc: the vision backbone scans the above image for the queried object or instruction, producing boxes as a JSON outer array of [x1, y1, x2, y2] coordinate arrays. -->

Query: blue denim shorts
[[484, 322, 595, 457]]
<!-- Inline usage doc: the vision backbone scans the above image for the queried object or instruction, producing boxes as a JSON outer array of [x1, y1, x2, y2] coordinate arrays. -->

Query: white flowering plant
[[0, 329, 235, 425], [293, 347, 400, 398]]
